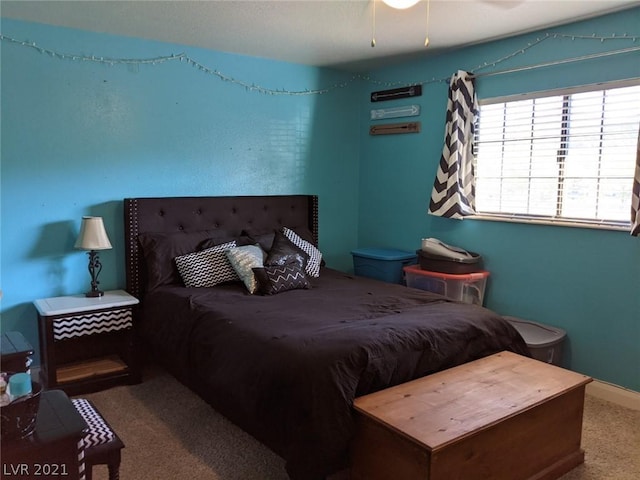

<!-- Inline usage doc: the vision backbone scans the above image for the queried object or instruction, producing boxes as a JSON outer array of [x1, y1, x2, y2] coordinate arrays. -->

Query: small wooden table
[[351, 351, 592, 480], [1, 390, 88, 480]]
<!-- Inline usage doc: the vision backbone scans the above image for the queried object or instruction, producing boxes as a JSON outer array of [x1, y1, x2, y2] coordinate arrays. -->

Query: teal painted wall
[[0, 20, 360, 363], [359, 8, 640, 391], [2, 8, 639, 392]]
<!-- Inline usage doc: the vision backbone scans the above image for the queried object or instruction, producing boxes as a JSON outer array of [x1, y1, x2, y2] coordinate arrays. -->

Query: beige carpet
[[84, 366, 640, 480]]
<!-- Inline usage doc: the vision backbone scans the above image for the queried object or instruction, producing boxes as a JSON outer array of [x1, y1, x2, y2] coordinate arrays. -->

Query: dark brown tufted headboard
[[124, 195, 319, 299]]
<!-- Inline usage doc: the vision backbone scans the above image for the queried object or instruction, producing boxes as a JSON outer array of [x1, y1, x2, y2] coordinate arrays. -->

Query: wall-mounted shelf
[[370, 122, 421, 135]]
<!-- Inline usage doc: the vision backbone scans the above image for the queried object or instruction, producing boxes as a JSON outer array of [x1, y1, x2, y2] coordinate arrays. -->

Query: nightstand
[[34, 290, 140, 395]]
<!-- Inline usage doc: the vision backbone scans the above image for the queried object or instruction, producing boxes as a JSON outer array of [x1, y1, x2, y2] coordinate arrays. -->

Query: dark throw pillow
[[253, 264, 311, 295], [240, 228, 277, 252], [265, 230, 309, 269]]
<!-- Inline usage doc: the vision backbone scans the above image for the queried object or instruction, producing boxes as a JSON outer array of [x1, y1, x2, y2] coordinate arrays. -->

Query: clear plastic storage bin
[[403, 265, 489, 305]]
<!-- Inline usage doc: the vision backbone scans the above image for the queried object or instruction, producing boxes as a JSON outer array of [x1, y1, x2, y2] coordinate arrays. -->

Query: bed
[[124, 194, 529, 480]]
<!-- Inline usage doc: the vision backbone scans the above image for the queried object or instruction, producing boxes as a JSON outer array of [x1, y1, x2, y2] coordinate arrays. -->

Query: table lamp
[[74, 216, 112, 297]]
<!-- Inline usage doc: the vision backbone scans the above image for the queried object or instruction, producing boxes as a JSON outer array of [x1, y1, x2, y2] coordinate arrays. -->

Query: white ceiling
[[2, 0, 638, 71]]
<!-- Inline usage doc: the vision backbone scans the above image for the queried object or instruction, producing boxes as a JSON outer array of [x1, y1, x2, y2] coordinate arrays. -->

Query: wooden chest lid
[[353, 351, 592, 452]]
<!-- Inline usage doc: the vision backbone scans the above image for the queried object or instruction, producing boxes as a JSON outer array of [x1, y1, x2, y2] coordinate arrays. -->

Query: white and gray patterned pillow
[[174, 241, 238, 287], [226, 244, 265, 294], [282, 227, 322, 277]]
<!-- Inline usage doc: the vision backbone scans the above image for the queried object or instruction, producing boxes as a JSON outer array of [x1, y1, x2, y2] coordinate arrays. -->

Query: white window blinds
[[474, 81, 640, 228]]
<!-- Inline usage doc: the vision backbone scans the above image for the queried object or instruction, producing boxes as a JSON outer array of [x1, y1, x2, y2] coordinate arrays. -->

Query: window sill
[[467, 214, 630, 232]]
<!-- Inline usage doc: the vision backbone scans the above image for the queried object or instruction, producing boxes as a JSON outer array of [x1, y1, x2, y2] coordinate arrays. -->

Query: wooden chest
[[351, 351, 592, 480]]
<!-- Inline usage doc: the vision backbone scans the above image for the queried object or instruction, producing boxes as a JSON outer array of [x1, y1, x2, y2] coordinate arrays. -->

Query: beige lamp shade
[[74, 216, 112, 250]]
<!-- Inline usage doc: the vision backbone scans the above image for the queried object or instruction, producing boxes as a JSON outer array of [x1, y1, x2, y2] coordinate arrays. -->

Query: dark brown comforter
[[140, 268, 529, 479]]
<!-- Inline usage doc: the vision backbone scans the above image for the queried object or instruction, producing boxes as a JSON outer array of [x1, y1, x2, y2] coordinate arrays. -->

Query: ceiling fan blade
[[480, 0, 526, 9]]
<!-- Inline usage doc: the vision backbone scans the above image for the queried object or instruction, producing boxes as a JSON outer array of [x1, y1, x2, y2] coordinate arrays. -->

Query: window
[[473, 80, 640, 229]]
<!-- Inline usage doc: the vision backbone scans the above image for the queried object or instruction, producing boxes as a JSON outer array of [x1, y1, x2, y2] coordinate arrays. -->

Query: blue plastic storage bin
[[351, 248, 417, 284]]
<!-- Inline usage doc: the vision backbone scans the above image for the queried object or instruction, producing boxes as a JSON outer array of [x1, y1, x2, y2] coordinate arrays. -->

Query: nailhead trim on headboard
[[125, 198, 141, 299], [311, 195, 319, 247]]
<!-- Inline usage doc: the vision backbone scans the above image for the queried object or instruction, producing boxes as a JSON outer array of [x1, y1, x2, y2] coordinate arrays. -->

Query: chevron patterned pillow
[[174, 241, 238, 287], [253, 264, 311, 295], [282, 227, 322, 277]]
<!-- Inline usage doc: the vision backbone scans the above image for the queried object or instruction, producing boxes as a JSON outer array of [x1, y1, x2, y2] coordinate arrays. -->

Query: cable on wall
[[0, 31, 638, 95], [0, 33, 354, 95]]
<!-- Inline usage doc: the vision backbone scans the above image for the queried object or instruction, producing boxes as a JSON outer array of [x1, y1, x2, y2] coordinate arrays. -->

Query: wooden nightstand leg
[[108, 456, 121, 480]]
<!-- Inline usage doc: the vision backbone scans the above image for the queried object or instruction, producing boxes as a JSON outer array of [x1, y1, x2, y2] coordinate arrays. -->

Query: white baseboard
[[586, 379, 640, 411]]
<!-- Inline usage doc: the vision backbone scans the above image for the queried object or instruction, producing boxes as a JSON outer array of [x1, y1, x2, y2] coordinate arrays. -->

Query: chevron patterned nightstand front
[[35, 290, 140, 395]]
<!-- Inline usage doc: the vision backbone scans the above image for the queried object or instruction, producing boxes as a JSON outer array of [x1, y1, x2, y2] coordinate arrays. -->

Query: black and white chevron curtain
[[632, 125, 640, 236], [428, 70, 478, 219]]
